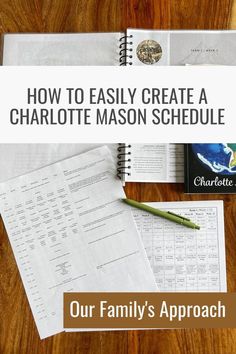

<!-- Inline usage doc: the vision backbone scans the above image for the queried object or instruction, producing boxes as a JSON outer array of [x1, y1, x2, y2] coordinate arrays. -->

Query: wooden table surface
[[1, 1, 236, 353]]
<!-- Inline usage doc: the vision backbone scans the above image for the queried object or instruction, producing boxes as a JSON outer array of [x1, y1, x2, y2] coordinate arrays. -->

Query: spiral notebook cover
[[1, 32, 123, 65]]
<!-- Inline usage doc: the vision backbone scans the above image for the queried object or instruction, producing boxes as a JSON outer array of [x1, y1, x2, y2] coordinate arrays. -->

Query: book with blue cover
[[185, 144, 236, 194]]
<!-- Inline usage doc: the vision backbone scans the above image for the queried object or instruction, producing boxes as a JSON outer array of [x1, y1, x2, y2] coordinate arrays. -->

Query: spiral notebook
[[117, 144, 184, 183], [2, 29, 236, 65], [0, 143, 184, 184]]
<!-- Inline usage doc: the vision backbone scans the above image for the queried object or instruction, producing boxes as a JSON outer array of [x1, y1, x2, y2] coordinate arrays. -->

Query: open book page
[[127, 29, 236, 65], [0, 144, 117, 183], [123, 144, 184, 183], [2, 32, 122, 65], [0, 146, 157, 339], [170, 31, 236, 65], [133, 201, 226, 292], [127, 29, 170, 65]]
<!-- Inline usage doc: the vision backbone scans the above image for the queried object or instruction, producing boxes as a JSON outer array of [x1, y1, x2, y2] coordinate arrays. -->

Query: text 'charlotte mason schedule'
[[0, 146, 157, 339]]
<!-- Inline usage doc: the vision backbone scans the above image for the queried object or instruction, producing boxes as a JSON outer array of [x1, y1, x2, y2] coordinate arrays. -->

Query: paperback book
[[185, 144, 236, 193]]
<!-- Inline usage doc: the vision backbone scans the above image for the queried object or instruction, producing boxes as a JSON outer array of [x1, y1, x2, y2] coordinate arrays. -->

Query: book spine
[[119, 35, 133, 65], [116, 144, 132, 180], [184, 144, 190, 193], [0, 34, 4, 65]]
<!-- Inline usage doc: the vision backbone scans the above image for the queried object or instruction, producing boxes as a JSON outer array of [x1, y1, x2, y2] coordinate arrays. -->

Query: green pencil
[[122, 198, 200, 230]]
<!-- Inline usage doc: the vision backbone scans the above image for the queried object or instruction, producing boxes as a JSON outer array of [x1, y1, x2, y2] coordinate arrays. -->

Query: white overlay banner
[[0, 66, 235, 143]]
